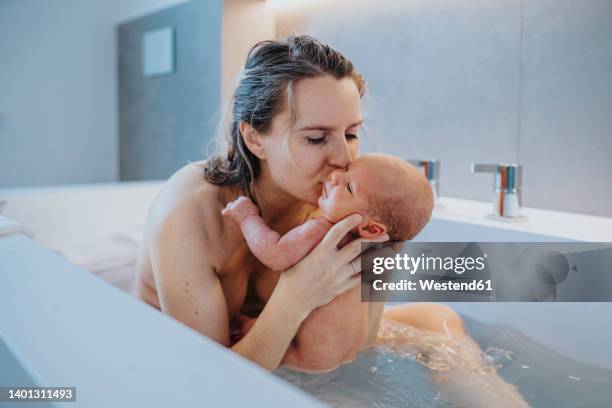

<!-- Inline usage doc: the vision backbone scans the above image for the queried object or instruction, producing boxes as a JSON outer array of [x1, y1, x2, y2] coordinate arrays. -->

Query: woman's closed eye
[[306, 136, 326, 145], [306, 133, 358, 145]]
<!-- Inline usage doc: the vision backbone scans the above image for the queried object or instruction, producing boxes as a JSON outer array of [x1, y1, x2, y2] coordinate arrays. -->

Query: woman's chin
[[306, 191, 322, 206], [307, 197, 320, 207]]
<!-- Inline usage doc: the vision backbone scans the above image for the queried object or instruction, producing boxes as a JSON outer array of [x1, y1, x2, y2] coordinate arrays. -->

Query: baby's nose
[[330, 171, 342, 185]]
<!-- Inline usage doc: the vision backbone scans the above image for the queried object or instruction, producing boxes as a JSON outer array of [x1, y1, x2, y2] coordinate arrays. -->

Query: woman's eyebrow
[[297, 120, 364, 132], [297, 125, 335, 132]]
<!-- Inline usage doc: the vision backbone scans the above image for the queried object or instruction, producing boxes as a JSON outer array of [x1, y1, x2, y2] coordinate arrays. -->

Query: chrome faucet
[[407, 159, 440, 204], [471, 163, 526, 219]]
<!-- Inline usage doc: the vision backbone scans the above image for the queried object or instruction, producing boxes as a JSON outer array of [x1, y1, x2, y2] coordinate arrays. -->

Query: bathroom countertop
[[433, 197, 612, 242]]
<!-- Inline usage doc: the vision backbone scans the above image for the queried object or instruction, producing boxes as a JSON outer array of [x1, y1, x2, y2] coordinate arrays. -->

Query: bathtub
[[1, 181, 611, 407], [417, 225, 612, 372], [0, 181, 325, 408]]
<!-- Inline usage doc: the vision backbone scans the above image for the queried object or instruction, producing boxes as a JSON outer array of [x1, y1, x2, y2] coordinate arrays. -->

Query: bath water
[[275, 317, 612, 407]]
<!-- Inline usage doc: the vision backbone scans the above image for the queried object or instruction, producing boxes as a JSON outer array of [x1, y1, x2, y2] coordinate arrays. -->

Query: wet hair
[[203, 35, 366, 204], [367, 191, 433, 241], [363, 157, 434, 241]]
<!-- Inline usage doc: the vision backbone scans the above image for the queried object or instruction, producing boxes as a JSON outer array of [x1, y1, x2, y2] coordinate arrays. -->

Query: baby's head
[[318, 153, 434, 241]]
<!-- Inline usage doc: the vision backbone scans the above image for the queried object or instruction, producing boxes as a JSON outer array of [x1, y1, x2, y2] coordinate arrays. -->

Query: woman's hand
[[277, 213, 389, 315]]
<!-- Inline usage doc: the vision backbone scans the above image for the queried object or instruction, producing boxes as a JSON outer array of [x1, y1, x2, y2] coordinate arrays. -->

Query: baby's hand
[[221, 196, 260, 224]]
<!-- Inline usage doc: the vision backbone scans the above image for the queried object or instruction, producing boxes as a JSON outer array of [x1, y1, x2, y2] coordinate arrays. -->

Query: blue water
[[275, 317, 612, 407]]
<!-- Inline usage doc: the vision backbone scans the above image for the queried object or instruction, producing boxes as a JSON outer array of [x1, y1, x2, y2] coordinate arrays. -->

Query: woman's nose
[[327, 135, 352, 169]]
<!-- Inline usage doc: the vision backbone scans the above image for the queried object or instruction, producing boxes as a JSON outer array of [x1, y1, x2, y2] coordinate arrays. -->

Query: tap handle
[[471, 162, 522, 192], [406, 159, 440, 181], [471, 163, 499, 173]]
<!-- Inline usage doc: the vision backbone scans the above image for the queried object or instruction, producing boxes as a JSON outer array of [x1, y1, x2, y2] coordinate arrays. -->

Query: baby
[[222, 153, 434, 271], [222, 153, 434, 373]]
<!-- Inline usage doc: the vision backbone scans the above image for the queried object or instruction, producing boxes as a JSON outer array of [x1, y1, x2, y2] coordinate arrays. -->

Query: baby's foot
[[222, 196, 260, 224]]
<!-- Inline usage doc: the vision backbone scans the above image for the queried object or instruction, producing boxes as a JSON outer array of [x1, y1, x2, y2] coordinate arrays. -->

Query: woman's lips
[[321, 183, 327, 198]]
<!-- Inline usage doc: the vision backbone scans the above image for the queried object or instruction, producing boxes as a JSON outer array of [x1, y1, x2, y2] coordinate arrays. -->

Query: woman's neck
[[251, 175, 312, 230]]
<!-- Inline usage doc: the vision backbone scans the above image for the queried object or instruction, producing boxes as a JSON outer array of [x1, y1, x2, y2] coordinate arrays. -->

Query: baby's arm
[[222, 197, 332, 271]]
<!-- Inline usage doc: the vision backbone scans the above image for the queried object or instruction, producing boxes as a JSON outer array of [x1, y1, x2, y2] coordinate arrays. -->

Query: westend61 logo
[[372, 253, 487, 275], [362, 242, 612, 302]]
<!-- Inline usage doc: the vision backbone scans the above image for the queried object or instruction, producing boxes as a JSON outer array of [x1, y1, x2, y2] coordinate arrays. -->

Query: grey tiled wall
[[118, 0, 222, 181], [276, 0, 612, 217]]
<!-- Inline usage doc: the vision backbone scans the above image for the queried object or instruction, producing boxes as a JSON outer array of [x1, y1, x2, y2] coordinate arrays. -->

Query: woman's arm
[[280, 286, 370, 372], [234, 214, 383, 371], [279, 237, 392, 372], [147, 202, 231, 344], [227, 221, 390, 373]]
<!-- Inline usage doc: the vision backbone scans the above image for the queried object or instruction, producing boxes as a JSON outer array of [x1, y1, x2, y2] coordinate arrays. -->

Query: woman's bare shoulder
[[145, 161, 231, 240]]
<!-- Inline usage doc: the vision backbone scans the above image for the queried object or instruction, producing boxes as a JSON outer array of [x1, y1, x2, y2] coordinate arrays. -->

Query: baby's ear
[[357, 219, 387, 239]]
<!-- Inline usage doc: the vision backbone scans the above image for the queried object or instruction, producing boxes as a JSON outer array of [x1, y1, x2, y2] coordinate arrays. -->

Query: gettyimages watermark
[[361, 242, 612, 302]]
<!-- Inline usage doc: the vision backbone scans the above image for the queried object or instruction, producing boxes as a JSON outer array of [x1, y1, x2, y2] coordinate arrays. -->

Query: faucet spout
[[471, 163, 525, 219]]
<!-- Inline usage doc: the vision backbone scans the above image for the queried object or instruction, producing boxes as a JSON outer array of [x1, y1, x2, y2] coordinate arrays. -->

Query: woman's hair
[[203, 35, 366, 203]]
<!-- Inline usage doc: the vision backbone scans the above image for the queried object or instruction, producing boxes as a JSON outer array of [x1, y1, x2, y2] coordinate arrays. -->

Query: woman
[[133, 33, 477, 375], [134, 35, 395, 372]]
